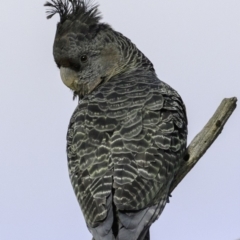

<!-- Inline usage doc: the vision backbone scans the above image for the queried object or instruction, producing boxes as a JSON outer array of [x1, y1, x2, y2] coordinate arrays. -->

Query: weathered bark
[[170, 97, 238, 193]]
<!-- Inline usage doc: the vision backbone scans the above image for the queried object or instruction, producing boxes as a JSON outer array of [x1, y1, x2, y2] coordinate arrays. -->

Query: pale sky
[[0, 1, 239, 240]]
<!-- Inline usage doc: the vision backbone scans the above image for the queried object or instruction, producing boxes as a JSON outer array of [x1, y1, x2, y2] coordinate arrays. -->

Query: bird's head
[[44, 0, 125, 98], [45, 0, 155, 98]]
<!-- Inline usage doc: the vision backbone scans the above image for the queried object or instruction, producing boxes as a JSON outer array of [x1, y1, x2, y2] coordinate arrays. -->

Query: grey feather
[[45, 1, 188, 239]]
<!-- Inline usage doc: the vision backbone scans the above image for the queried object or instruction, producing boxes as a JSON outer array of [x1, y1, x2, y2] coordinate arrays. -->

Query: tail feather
[[143, 230, 150, 240], [88, 194, 115, 240], [116, 195, 168, 240], [90, 195, 168, 240]]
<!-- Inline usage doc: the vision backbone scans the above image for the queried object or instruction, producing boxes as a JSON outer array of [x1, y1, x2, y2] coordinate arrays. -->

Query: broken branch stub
[[170, 97, 238, 193]]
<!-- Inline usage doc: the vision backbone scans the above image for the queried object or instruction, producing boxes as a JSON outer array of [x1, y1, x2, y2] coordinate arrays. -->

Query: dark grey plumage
[[45, 1, 188, 240]]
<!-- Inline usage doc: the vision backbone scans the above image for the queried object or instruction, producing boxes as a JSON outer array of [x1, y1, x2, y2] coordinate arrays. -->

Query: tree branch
[[170, 97, 238, 193]]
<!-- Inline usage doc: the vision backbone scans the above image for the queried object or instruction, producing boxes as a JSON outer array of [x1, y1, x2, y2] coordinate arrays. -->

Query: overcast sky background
[[0, 1, 239, 240]]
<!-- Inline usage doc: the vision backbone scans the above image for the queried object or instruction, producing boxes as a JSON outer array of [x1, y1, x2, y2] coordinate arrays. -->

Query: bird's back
[[67, 70, 187, 239]]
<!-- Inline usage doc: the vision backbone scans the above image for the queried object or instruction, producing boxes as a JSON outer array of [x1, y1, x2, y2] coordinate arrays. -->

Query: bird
[[44, 1, 188, 239]]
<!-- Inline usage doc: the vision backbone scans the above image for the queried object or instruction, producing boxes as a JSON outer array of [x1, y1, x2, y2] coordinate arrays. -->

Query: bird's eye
[[80, 55, 88, 63]]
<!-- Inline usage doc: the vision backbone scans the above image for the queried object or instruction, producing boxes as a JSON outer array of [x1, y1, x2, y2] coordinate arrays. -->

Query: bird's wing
[[67, 99, 114, 240], [110, 76, 187, 211], [109, 76, 187, 239]]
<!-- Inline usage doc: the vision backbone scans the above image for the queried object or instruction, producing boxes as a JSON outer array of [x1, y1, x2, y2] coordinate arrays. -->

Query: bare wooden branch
[[170, 97, 238, 193]]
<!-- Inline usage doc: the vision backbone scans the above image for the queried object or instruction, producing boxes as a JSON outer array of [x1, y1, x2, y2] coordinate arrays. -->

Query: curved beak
[[60, 67, 78, 90]]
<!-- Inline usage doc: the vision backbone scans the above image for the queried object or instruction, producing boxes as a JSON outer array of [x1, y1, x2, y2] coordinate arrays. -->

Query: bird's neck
[[104, 29, 155, 76]]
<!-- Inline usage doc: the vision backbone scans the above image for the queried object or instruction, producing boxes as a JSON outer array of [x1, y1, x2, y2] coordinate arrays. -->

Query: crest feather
[[44, 0, 101, 24]]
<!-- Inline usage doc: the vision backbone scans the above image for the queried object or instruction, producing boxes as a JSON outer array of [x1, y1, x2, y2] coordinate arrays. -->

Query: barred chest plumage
[[66, 71, 187, 227]]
